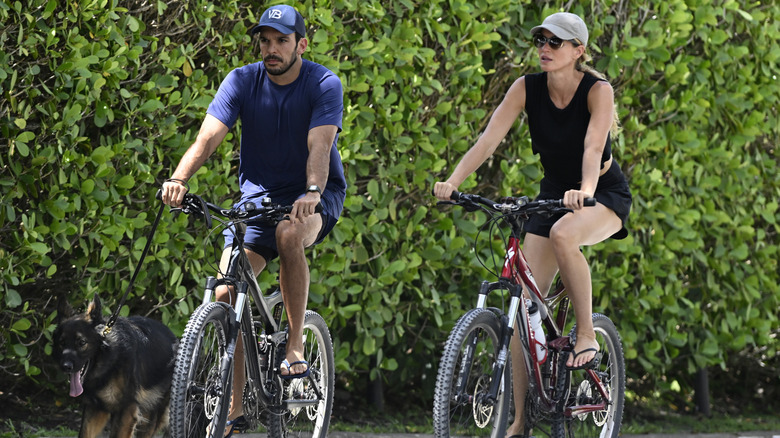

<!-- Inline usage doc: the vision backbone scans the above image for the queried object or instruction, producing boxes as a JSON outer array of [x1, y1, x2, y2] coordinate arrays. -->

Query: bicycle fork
[[466, 281, 525, 407]]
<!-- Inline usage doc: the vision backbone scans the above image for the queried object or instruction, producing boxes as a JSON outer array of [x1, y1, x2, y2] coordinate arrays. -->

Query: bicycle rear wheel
[[555, 313, 625, 438], [266, 310, 334, 438], [170, 302, 234, 438], [433, 308, 510, 438]]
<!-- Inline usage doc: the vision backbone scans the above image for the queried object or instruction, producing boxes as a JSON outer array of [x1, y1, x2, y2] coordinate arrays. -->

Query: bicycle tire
[[170, 302, 234, 438], [266, 310, 335, 438], [433, 308, 510, 438], [554, 313, 626, 438]]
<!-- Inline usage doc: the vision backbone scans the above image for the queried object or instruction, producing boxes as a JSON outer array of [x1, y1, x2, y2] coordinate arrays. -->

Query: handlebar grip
[[431, 187, 462, 202], [584, 197, 596, 207]]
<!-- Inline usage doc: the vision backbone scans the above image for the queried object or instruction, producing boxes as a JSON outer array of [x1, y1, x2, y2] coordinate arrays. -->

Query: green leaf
[[139, 99, 164, 113], [11, 318, 32, 332], [81, 179, 95, 194], [116, 175, 135, 189], [5, 290, 22, 308], [28, 242, 50, 254]]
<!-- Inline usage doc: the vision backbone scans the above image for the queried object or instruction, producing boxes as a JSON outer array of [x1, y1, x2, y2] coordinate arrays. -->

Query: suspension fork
[[223, 282, 248, 356], [484, 283, 524, 404], [210, 280, 247, 418]]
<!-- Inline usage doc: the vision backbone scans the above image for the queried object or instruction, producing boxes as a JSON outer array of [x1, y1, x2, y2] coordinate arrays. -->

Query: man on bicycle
[[160, 3, 345, 427]]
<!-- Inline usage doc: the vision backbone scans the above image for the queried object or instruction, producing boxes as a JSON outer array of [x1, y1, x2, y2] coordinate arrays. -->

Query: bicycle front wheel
[[170, 302, 234, 438], [555, 313, 625, 438], [266, 310, 335, 438], [433, 308, 510, 438]]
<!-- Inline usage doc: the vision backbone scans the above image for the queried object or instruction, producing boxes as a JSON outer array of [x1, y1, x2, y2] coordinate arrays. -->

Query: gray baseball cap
[[251, 5, 306, 37], [531, 12, 588, 46]]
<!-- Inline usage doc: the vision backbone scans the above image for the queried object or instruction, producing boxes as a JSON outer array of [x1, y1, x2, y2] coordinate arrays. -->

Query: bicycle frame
[[435, 191, 622, 437], [477, 232, 612, 417], [199, 220, 322, 412]]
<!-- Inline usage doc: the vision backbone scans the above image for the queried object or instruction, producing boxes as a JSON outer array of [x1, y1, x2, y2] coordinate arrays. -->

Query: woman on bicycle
[[433, 12, 631, 438]]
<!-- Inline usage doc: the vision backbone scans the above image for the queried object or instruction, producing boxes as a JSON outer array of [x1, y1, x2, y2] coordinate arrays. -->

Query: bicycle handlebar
[[157, 190, 322, 228], [445, 190, 596, 217]]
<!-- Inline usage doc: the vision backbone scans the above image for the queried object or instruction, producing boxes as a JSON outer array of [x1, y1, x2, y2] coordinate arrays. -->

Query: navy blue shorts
[[525, 160, 632, 240], [223, 189, 345, 261]]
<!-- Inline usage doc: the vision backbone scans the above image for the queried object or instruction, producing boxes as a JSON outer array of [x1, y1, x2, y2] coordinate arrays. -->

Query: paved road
[[165, 432, 780, 438], [42, 433, 780, 438], [311, 433, 780, 438], [42, 431, 780, 438], [221, 433, 779, 438]]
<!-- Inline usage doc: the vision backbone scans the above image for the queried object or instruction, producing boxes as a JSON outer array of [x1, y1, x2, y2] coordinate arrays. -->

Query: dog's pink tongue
[[69, 372, 84, 397]]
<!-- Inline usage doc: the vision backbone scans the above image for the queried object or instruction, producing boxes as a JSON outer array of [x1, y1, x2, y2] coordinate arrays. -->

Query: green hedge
[[1, 0, 778, 410]]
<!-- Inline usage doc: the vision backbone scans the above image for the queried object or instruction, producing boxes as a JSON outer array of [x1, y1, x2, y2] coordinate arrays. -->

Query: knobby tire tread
[[266, 310, 335, 438], [433, 308, 510, 438], [554, 313, 625, 438], [170, 302, 233, 438]]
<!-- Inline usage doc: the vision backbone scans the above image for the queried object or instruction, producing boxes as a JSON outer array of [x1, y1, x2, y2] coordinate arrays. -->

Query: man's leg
[[275, 214, 323, 376], [216, 247, 267, 421]]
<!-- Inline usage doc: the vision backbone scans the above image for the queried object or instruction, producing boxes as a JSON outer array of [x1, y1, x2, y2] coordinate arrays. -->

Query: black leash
[[103, 199, 166, 335]]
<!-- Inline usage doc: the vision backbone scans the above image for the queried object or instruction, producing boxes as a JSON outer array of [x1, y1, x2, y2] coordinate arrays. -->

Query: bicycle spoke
[[558, 314, 625, 438], [169, 303, 232, 438], [434, 309, 509, 438], [266, 311, 334, 438]]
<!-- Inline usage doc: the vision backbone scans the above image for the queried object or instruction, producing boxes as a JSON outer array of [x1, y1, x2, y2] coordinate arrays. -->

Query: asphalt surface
[[212, 432, 780, 438], [42, 432, 780, 438]]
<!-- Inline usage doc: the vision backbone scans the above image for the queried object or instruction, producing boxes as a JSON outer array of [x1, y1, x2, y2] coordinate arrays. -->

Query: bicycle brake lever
[[462, 202, 481, 212], [200, 200, 213, 229]]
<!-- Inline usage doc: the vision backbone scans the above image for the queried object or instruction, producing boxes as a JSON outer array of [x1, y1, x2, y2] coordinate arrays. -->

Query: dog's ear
[[87, 293, 104, 324], [57, 296, 75, 324]]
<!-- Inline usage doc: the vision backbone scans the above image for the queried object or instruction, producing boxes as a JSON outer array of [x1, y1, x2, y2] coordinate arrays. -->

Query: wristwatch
[[306, 185, 322, 195]]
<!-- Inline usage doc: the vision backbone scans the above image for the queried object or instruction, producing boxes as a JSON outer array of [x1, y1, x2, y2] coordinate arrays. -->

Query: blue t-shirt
[[207, 59, 346, 204]]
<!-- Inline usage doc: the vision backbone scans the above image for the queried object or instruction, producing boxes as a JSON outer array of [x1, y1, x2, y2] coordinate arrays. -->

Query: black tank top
[[524, 72, 612, 185]]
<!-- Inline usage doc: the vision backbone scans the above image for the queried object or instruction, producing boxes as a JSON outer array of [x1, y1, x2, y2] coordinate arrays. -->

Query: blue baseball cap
[[251, 5, 306, 37]]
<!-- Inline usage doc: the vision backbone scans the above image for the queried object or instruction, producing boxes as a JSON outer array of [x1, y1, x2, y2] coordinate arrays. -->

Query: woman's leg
[[505, 233, 559, 437], [549, 204, 620, 368]]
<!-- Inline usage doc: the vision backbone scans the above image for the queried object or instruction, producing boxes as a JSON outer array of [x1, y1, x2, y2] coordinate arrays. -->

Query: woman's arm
[[434, 76, 527, 200], [579, 81, 614, 196]]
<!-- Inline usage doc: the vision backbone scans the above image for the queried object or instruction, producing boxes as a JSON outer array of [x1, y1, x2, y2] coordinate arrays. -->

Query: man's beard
[[265, 53, 298, 76]]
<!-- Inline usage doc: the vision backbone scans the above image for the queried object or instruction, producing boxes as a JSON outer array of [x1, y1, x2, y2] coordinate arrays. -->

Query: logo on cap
[[269, 9, 283, 20]]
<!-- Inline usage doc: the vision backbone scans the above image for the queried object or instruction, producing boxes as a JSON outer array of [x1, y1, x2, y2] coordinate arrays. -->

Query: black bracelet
[[165, 178, 190, 191]]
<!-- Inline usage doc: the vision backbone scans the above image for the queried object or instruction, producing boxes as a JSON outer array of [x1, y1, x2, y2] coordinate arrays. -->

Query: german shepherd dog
[[52, 294, 178, 438]]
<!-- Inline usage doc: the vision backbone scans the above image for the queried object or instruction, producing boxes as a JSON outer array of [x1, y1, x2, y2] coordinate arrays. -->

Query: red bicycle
[[432, 191, 625, 438]]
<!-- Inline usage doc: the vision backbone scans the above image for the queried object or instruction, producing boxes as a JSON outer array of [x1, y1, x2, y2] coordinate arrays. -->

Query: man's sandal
[[280, 359, 310, 380]]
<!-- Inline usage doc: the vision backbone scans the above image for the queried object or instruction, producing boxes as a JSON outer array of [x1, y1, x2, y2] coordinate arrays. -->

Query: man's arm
[[161, 114, 230, 207], [290, 124, 338, 221]]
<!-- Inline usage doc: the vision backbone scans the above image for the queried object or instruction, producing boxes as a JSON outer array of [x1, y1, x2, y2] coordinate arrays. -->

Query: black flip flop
[[280, 359, 311, 380], [567, 347, 600, 370], [224, 416, 248, 438]]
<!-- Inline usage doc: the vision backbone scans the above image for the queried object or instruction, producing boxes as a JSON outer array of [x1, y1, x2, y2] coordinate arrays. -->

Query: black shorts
[[525, 160, 632, 240], [223, 189, 344, 261]]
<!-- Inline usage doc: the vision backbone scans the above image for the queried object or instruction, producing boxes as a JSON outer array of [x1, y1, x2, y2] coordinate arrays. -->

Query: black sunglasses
[[533, 34, 579, 50]]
